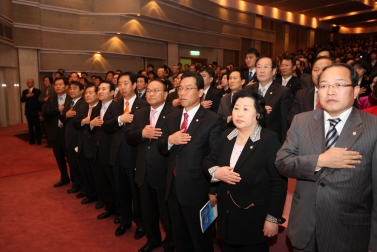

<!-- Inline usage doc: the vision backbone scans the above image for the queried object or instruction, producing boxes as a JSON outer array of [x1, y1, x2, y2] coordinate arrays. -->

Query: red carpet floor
[[0, 124, 293, 252]]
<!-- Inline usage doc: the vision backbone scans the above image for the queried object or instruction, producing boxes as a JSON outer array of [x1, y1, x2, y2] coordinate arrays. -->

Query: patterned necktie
[[325, 118, 341, 150], [70, 101, 74, 109], [124, 101, 129, 113], [150, 109, 157, 128], [138, 92, 142, 98], [88, 105, 93, 119], [258, 88, 265, 97], [180, 113, 189, 133]]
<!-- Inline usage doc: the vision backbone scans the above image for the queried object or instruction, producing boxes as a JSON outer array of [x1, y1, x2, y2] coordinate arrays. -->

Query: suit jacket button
[[320, 182, 325, 187], [147, 146, 150, 149], [227, 191, 230, 194]]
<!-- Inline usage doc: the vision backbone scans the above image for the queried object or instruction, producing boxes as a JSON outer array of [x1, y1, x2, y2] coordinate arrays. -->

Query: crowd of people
[[19, 35, 377, 252]]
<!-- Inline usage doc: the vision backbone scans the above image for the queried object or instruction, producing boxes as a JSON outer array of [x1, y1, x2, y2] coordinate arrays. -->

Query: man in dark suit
[[217, 68, 245, 127], [39, 76, 55, 148], [166, 72, 183, 109], [20, 78, 42, 145], [158, 72, 223, 252], [276, 63, 377, 252], [90, 81, 117, 215], [103, 72, 148, 238], [135, 75, 147, 100], [43, 77, 71, 187], [198, 67, 222, 112], [246, 56, 292, 144], [296, 59, 312, 89], [59, 81, 85, 195], [276, 56, 302, 98], [288, 56, 333, 124], [72, 84, 100, 205], [243, 48, 260, 86], [126, 79, 175, 252]]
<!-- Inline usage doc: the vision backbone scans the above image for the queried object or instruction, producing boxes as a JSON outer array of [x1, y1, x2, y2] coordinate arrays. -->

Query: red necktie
[[173, 113, 189, 177]]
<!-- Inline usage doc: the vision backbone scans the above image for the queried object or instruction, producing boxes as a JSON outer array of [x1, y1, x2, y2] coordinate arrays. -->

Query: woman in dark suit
[[354, 59, 371, 98], [203, 89, 287, 252]]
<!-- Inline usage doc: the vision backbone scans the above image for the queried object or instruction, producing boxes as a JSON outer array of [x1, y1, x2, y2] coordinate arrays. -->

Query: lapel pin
[[196, 119, 199, 122], [163, 116, 165, 119], [353, 132, 356, 136], [250, 146, 253, 149], [270, 92, 273, 95], [136, 107, 139, 109]]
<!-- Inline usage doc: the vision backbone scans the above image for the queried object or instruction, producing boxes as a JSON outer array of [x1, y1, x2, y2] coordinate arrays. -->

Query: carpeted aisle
[[0, 124, 292, 252]]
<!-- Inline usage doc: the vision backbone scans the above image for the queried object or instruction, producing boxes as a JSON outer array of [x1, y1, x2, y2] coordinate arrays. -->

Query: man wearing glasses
[[158, 72, 223, 252], [126, 79, 175, 252], [276, 63, 377, 252], [246, 56, 292, 144]]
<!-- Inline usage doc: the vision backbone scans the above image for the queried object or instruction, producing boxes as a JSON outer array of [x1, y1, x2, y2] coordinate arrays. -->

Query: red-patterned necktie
[[180, 113, 188, 132], [173, 113, 189, 177]]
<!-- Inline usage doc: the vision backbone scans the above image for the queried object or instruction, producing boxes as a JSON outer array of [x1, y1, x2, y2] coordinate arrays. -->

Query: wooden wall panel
[[93, 0, 140, 13], [40, 9, 80, 30], [80, 15, 120, 32], [39, 52, 143, 73], [0, 0, 13, 21], [40, 0, 93, 12], [12, 4, 40, 26], [13, 27, 41, 48]]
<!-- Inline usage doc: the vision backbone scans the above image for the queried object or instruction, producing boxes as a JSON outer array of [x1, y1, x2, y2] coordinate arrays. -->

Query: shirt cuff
[[117, 116, 123, 126], [208, 166, 220, 183]]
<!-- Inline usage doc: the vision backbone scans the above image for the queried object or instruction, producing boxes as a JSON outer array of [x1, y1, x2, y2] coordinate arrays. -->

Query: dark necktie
[[325, 118, 341, 150], [249, 71, 252, 81], [70, 101, 74, 109], [138, 92, 141, 98]]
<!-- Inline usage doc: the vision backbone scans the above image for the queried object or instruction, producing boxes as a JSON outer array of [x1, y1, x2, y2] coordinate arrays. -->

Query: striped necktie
[[325, 118, 341, 150]]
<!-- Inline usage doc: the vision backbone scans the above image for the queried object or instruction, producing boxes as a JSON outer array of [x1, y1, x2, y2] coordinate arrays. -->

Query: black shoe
[[81, 197, 97, 204], [97, 211, 114, 220], [95, 201, 105, 209], [115, 223, 132, 237], [67, 188, 80, 194], [76, 191, 87, 198], [53, 180, 70, 187], [114, 215, 121, 224], [134, 227, 146, 240], [138, 243, 161, 252]]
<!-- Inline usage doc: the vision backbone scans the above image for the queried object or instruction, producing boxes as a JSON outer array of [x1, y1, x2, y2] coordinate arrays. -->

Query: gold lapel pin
[[163, 116, 165, 118], [270, 92, 273, 95], [352, 132, 356, 136], [136, 107, 138, 109], [250, 146, 253, 149], [196, 119, 199, 122]]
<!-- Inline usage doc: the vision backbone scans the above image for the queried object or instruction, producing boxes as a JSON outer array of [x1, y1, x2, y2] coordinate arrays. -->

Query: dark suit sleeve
[[208, 114, 224, 195], [72, 105, 86, 130], [202, 130, 228, 179], [265, 133, 287, 219], [43, 98, 60, 118], [279, 88, 293, 144], [58, 102, 70, 123], [210, 89, 222, 112], [157, 118, 171, 156], [102, 101, 122, 133], [20, 90, 27, 103]]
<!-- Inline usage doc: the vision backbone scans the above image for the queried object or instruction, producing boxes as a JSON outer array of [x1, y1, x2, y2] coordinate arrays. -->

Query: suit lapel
[[334, 108, 362, 150], [176, 106, 204, 153], [155, 104, 169, 129], [308, 109, 325, 155], [263, 83, 277, 104], [233, 138, 256, 173], [131, 98, 142, 113]]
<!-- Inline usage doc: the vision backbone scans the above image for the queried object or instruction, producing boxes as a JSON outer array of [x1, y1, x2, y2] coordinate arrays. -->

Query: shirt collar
[[124, 94, 136, 103], [203, 86, 210, 94], [183, 103, 201, 118], [58, 93, 67, 99], [151, 102, 165, 113], [102, 99, 112, 109], [323, 106, 352, 124], [227, 124, 262, 142]]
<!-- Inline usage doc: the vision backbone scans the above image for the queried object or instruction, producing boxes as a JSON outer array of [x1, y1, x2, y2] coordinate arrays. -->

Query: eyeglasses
[[256, 65, 272, 70], [280, 64, 292, 68], [177, 86, 198, 92], [146, 89, 165, 93], [318, 83, 353, 89]]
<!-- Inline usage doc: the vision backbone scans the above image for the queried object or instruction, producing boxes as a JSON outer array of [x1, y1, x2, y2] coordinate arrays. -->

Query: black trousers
[[167, 177, 213, 252], [26, 114, 41, 144], [78, 154, 98, 199], [51, 127, 69, 182], [113, 162, 143, 227], [65, 148, 83, 190], [140, 178, 172, 246], [93, 155, 116, 213]]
